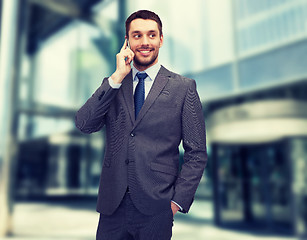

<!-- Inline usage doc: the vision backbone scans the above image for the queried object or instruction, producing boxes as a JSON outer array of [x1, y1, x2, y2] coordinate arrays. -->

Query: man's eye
[[134, 35, 140, 38], [150, 34, 156, 38]]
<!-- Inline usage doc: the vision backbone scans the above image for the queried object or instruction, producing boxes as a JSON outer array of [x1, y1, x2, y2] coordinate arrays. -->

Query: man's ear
[[159, 34, 164, 48]]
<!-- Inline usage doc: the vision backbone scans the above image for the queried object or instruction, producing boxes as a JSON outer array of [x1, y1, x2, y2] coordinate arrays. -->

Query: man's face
[[127, 19, 163, 70]]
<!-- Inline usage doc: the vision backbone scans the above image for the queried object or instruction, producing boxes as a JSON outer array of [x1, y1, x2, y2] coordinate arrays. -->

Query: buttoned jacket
[[75, 65, 207, 215]]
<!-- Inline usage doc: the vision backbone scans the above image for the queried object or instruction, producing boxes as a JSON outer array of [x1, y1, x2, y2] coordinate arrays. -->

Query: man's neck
[[133, 61, 158, 72]]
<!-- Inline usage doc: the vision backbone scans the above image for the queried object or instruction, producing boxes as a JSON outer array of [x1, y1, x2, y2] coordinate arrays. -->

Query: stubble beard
[[133, 51, 159, 69]]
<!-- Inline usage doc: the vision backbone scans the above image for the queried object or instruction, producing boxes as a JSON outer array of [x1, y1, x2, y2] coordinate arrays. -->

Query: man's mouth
[[137, 49, 153, 56]]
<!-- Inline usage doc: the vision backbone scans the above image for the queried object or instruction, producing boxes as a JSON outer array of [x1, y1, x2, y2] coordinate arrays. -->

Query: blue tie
[[134, 72, 148, 119]]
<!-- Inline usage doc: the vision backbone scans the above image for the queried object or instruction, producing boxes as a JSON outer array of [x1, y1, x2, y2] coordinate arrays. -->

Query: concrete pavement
[[1, 199, 298, 240]]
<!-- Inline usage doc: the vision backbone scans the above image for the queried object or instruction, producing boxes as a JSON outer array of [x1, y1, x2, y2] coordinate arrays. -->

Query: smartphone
[[125, 39, 131, 63]]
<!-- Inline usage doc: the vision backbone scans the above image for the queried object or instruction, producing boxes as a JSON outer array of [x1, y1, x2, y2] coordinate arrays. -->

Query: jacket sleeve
[[172, 79, 208, 213], [75, 77, 120, 134]]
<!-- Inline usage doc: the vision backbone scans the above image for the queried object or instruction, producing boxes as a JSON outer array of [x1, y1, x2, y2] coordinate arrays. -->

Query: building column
[[0, 0, 20, 236], [288, 138, 307, 238], [212, 143, 221, 225]]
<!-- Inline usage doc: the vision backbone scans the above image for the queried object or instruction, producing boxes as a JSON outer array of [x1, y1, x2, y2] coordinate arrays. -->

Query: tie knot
[[136, 72, 148, 81]]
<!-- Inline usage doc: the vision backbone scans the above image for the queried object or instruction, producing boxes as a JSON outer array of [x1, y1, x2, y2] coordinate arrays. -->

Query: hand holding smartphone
[[110, 38, 134, 84]]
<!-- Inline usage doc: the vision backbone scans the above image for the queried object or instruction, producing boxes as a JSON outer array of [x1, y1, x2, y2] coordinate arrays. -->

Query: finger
[[128, 52, 135, 63], [120, 49, 133, 61], [126, 55, 133, 64], [128, 51, 134, 60], [128, 52, 134, 63], [125, 57, 131, 65], [124, 53, 130, 64], [127, 47, 134, 55], [125, 51, 134, 62], [120, 39, 128, 52], [122, 48, 133, 55]]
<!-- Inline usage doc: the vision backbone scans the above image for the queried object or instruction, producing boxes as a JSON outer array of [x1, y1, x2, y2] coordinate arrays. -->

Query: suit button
[[125, 159, 129, 165], [130, 133, 135, 137]]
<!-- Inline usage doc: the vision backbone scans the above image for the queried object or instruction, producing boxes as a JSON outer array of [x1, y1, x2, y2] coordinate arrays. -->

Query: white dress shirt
[[108, 62, 161, 99]]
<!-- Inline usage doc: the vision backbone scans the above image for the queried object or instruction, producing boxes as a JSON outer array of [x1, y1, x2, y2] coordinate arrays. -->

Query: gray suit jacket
[[75, 65, 207, 215]]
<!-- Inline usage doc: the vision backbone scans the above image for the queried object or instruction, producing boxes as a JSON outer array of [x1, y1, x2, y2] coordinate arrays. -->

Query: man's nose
[[141, 36, 149, 45]]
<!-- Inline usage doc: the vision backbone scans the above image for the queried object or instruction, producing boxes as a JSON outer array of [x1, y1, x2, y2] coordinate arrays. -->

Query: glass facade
[[188, 0, 307, 99], [239, 39, 307, 89], [236, 0, 307, 55], [20, 5, 120, 139], [187, 63, 234, 100]]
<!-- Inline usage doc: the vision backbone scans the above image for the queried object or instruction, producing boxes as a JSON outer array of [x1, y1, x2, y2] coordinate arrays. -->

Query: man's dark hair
[[125, 10, 163, 38]]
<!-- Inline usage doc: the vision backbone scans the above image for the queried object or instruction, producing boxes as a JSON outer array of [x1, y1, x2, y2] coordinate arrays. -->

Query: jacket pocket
[[150, 162, 178, 176]]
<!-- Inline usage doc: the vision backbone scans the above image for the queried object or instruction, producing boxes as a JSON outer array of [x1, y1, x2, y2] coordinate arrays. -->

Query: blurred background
[[0, 0, 307, 239]]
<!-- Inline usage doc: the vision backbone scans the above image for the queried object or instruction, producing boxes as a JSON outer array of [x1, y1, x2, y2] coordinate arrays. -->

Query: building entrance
[[213, 140, 293, 234]]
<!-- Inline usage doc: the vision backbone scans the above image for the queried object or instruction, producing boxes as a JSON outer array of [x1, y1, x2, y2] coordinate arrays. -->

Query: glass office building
[[187, 0, 307, 236], [1, 0, 307, 238]]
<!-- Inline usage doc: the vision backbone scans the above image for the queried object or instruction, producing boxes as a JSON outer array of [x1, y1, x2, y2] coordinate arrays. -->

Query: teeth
[[140, 50, 150, 53]]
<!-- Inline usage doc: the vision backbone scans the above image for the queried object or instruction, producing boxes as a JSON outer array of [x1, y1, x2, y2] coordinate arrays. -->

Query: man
[[75, 10, 207, 240]]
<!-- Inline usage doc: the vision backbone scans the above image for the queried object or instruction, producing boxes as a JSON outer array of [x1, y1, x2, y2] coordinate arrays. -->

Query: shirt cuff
[[171, 200, 183, 211], [108, 77, 122, 89]]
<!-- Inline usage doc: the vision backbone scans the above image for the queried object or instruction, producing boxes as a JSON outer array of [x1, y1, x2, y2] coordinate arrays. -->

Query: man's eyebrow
[[131, 30, 141, 34], [131, 30, 158, 34]]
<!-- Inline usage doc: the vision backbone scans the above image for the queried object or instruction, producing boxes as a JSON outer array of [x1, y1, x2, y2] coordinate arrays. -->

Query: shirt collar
[[132, 62, 161, 82]]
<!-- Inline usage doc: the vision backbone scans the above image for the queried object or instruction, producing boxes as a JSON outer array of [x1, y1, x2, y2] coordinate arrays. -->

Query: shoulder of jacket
[[161, 65, 194, 85]]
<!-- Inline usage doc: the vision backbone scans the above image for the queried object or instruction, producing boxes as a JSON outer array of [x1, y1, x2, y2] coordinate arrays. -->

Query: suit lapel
[[120, 71, 135, 125], [133, 65, 171, 128]]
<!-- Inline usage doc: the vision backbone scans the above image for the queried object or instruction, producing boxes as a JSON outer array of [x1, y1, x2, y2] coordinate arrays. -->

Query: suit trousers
[[96, 191, 174, 240]]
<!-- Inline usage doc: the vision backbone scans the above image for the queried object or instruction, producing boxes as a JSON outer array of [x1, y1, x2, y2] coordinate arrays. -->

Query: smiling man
[[75, 10, 207, 240], [127, 18, 161, 70]]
